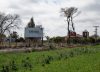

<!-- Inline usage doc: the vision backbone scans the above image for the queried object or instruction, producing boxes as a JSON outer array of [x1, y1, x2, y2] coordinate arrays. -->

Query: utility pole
[[93, 26, 99, 39]]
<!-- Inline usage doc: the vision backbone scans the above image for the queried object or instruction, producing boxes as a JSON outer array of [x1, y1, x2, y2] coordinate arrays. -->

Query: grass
[[0, 45, 100, 72]]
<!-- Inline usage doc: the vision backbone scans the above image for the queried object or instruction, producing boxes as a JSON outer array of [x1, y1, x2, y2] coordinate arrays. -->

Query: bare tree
[[61, 7, 80, 44], [0, 12, 21, 45]]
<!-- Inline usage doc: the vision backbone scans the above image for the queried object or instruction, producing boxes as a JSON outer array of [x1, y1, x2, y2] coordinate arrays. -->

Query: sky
[[0, 0, 100, 37]]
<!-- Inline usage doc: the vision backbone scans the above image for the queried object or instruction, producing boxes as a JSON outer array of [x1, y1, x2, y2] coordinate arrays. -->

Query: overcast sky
[[0, 0, 100, 37]]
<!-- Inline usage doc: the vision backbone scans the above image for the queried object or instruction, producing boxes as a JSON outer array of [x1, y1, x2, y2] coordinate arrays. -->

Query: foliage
[[0, 34, 6, 38], [10, 31, 18, 39], [22, 57, 32, 71], [50, 36, 65, 43], [16, 37, 25, 42], [10, 60, 18, 71], [1, 65, 9, 72], [66, 37, 100, 45], [41, 55, 53, 66], [0, 12, 21, 44], [61, 7, 80, 44]]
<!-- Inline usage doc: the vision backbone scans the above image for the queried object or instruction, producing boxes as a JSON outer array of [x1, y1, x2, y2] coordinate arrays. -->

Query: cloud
[[83, 0, 100, 12], [77, 18, 100, 24], [0, 0, 100, 37]]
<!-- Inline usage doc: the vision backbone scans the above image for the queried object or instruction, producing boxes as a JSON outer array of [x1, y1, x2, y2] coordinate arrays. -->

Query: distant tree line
[[49, 36, 100, 46]]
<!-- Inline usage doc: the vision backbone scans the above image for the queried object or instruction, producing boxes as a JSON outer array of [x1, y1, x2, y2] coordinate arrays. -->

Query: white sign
[[24, 27, 43, 38]]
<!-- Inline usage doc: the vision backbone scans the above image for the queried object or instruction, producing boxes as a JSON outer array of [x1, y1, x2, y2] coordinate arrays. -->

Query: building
[[65, 30, 83, 41], [65, 30, 76, 41], [24, 17, 43, 45], [69, 30, 76, 38], [83, 30, 89, 38]]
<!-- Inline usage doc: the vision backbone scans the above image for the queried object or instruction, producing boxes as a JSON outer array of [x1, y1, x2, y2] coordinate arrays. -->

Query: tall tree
[[0, 12, 21, 44], [61, 7, 80, 44]]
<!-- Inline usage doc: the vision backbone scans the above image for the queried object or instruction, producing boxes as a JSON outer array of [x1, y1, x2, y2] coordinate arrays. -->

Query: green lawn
[[0, 45, 100, 72]]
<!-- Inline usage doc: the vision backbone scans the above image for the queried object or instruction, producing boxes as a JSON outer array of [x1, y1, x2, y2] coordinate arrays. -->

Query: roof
[[83, 30, 89, 32]]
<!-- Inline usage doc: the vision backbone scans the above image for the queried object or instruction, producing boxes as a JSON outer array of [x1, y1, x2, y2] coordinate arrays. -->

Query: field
[[0, 45, 100, 72]]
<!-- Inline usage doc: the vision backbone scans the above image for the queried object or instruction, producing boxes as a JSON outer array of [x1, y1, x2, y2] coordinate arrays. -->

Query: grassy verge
[[0, 45, 100, 72]]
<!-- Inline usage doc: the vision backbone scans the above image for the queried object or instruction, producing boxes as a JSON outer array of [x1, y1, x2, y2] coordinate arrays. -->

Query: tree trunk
[[67, 18, 70, 44], [0, 33, 4, 47], [71, 17, 75, 32]]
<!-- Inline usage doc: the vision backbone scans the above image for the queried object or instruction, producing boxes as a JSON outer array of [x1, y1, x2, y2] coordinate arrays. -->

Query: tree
[[0, 33, 6, 46], [45, 36, 50, 44], [0, 12, 21, 44], [61, 7, 80, 44], [0, 33, 6, 39], [17, 37, 25, 42], [8, 31, 19, 47], [10, 31, 18, 40]]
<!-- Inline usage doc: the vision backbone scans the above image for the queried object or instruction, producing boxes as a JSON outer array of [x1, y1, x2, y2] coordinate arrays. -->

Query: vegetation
[[61, 7, 80, 44], [50, 36, 65, 43], [0, 7, 100, 72], [0, 12, 21, 45], [0, 45, 100, 72]]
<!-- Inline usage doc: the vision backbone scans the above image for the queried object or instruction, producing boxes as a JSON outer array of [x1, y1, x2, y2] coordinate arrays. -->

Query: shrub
[[22, 57, 32, 71], [41, 55, 53, 66], [10, 60, 18, 71], [1, 65, 9, 72], [49, 45, 56, 50]]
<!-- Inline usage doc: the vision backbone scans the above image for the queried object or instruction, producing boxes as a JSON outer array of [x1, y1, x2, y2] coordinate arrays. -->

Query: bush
[[22, 57, 32, 71], [49, 45, 56, 50], [10, 60, 18, 71], [1, 60, 18, 72], [1, 65, 9, 72], [41, 55, 53, 66]]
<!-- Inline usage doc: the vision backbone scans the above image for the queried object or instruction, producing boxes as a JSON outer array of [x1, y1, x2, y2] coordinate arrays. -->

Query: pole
[[93, 26, 99, 39]]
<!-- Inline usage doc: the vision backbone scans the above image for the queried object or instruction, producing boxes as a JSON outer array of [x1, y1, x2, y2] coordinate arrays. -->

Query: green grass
[[0, 45, 100, 72]]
